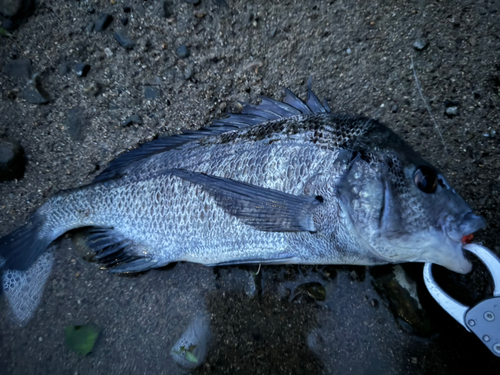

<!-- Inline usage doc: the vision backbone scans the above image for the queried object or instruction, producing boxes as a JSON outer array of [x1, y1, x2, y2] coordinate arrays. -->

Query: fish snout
[[442, 211, 486, 243]]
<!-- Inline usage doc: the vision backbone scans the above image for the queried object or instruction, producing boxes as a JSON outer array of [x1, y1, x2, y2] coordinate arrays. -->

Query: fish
[[0, 81, 486, 322]]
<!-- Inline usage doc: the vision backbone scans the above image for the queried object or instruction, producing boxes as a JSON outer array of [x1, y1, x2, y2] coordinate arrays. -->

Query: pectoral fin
[[169, 169, 322, 232]]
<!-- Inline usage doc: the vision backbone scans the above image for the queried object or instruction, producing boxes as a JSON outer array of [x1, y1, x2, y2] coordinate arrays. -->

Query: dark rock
[[391, 104, 398, 113], [123, 6, 131, 13], [134, 3, 145, 16], [64, 107, 88, 141], [21, 75, 49, 104], [87, 8, 95, 14], [176, 44, 189, 58], [413, 37, 428, 51], [121, 17, 128, 26], [144, 86, 160, 99], [0, 0, 34, 19], [372, 265, 432, 337], [153, 1, 171, 18], [94, 13, 113, 32], [0, 15, 14, 30], [0, 139, 25, 182], [4, 57, 32, 81], [185, 0, 200, 4], [74, 63, 90, 77], [122, 114, 143, 126], [114, 31, 135, 49]]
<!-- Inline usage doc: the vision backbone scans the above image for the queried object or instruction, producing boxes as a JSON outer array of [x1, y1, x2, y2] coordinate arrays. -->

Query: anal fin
[[86, 227, 158, 273]]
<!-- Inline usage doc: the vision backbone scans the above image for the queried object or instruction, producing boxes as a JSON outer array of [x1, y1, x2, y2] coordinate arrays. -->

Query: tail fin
[[0, 211, 52, 271], [2, 250, 54, 326]]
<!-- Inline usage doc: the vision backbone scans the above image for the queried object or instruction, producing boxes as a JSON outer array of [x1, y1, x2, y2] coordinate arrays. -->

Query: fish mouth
[[439, 212, 486, 274]]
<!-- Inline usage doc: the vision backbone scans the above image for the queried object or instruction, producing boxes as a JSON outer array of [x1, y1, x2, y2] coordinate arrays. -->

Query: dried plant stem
[[411, 57, 447, 154]]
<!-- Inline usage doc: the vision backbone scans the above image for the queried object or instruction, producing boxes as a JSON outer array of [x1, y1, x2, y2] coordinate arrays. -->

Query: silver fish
[[0, 82, 486, 284]]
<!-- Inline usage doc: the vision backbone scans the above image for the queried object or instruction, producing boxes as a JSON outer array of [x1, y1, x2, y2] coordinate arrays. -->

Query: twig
[[411, 57, 447, 154]]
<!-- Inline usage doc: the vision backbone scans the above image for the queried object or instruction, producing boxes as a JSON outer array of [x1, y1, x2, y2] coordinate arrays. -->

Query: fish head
[[340, 122, 485, 273]]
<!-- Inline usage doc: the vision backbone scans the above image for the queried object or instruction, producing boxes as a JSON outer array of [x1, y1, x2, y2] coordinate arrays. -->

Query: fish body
[[0, 83, 486, 290]]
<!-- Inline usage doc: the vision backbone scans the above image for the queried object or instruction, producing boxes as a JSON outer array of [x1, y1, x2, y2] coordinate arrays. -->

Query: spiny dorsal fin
[[94, 82, 330, 183]]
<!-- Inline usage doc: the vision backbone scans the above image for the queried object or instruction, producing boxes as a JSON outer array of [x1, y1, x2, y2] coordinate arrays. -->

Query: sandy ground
[[0, 0, 499, 374]]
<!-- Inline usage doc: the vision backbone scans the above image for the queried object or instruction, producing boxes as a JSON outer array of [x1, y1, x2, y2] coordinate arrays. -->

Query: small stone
[[87, 8, 95, 14], [269, 27, 277, 38], [445, 106, 459, 116], [176, 44, 189, 58], [184, 63, 194, 80], [185, 0, 201, 4], [144, 86, 160, 99], [94, 13, 113, 32], [114, 31, 135, 49], [122, 114, 143, 126], [346, 48, 352, 54], [4, 58, 32, 81], [104, 47, 113, 58], [195, 11, 206, 18], [391, 104, 398, 113], [64, 107, 88, 141], [413, 37, 428, 50], [74, 63, 90, 77], [123, 5, 131, 13], [0, 139, 25, 182], [121, 17, 128, 26], [153, 1, 171, 18], [21, 75, 50, 104]]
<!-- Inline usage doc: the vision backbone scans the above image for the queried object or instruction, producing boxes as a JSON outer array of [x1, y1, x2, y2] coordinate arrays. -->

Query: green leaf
[[0, 28, 13, 37], [65, 324, 100, 355], [185, 350, 199, 364]]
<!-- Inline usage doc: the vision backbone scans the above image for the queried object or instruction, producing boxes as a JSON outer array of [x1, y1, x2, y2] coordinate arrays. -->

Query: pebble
[[74, 63, 90, 77], [176, 44, 189, 58], [114, 31, 135, 49], [185, 0, 201, 4], [94, 13, 113, 32], [184, 63, 194, 80], [21, 75, 50, 104], [4, 58, 32, 81], [121, 17, 128, 26], [413, 37, 428, 51], [144, 86, 160, 99], [64, 107, 88, 141], [346, 48, 352, 55], [391, 104, 398, 113], [0, 139, 25, 182], [445, 106, 459, 116], [123, 6, 131, 13], [104, 47, 113, 58], [153, 1, 171, 18], [122, 114, 143, 126]]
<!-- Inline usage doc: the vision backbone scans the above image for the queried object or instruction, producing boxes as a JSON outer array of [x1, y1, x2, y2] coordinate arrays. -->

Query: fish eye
[[413, 166, 438, 194]]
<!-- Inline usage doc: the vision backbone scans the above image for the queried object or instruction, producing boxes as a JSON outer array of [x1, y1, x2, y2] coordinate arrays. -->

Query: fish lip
[[444, 212, 486, 244]]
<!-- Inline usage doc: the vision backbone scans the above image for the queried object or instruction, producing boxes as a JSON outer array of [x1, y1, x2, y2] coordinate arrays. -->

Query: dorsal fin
[[94, 81, 330, 183]]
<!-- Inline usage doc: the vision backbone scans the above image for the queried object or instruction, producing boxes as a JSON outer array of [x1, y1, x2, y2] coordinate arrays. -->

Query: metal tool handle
[[424, 243, 500, 356]]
